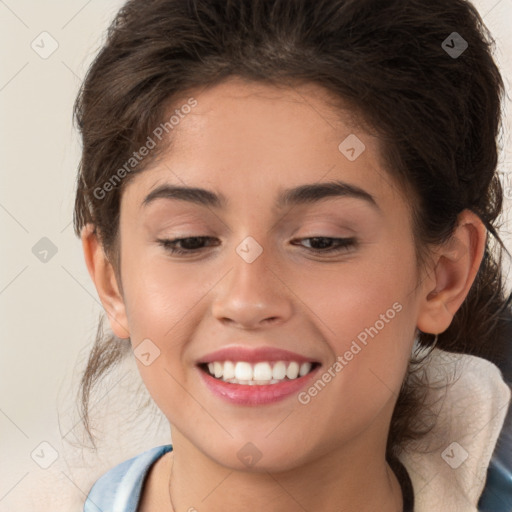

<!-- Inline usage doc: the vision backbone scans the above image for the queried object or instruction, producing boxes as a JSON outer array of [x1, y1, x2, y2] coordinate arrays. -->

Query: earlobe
[[81, 223, 130, 339], [416, 210, 487, 335]]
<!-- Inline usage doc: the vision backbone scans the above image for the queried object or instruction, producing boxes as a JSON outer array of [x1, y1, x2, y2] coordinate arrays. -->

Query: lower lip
[[197, 365, 320, 405]]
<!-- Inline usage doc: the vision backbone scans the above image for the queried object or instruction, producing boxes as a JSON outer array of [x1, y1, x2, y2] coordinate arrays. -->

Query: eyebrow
[[142, 179, 380, 212]]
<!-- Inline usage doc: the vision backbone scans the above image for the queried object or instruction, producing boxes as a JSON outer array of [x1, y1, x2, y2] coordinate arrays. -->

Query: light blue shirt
[[83, 444, 173, 512]]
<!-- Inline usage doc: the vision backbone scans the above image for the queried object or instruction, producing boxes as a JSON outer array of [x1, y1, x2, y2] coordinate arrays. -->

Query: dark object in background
[[478, 307, 512, 511]]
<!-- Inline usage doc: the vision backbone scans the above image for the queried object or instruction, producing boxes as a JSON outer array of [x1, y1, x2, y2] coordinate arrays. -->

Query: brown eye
[[157, 236, 219, 255], [291, 237, 357, 254]]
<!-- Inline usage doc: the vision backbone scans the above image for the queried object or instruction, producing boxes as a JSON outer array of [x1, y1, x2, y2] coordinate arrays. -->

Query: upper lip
[[197, 346, 320, 365]]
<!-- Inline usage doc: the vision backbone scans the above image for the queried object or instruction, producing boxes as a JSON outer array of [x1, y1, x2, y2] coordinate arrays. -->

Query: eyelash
[[157, 236, 357, 256]]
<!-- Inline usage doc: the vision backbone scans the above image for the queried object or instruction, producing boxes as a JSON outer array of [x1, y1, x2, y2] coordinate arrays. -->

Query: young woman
[[74, 0, 512, 510]]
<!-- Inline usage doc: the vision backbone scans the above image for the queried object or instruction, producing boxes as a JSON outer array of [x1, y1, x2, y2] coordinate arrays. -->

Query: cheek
[[120, 252, 207, 415], [297, 238, 416, 336], [121, 248, 207, 340], [294, 242, 418, 399]]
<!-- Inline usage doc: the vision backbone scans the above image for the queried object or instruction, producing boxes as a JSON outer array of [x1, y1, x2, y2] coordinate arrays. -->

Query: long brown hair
[[72, 0, 511, 460]]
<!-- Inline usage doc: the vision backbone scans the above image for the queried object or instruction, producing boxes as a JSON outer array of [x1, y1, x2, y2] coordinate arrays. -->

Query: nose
[[211, 242, 294, 330]]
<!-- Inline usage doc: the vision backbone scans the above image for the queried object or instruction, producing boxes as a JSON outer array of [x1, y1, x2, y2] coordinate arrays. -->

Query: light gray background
[[1, 0, 511, 510]]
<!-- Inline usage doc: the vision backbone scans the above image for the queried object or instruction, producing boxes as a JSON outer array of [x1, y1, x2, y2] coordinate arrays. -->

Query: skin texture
[[82, 77, 487, 511]]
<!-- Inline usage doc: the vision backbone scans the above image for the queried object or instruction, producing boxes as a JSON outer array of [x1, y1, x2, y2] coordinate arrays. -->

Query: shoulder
[[399, 348, 511, 512], [83, 444, 173, 512]]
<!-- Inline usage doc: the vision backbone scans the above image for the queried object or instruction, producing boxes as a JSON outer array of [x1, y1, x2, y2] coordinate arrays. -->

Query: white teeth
[[286, 361, 300, 379], [223, 360, 235, 380], [299, 362, 312, 377], [253, 362, 273, 380], [234, 362, 253, 381], [204, 360, 315, 384], [214, 361, 223, 379], [272, 361, 287, 380]]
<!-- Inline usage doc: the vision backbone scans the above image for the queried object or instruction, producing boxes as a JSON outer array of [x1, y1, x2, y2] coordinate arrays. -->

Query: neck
[[167, 430, 403, 512]]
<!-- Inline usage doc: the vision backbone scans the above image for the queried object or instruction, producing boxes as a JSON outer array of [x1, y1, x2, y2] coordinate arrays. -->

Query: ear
[[81, 223, 130, 339], [416, 209, 487, 335]]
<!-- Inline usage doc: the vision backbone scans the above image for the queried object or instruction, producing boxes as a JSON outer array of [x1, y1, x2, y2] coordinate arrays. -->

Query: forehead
[[123, 77, 405, 211], [167, 77, 367, 164]]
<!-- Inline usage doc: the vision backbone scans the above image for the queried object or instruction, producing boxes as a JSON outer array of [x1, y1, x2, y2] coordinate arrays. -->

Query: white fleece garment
[[398, 347, 511, 511]]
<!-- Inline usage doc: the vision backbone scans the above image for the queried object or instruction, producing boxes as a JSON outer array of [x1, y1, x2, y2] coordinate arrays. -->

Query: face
[[114, 77, 425, 471]]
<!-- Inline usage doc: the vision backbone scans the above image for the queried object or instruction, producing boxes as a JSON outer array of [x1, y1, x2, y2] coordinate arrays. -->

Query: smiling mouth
[[198, 360, 321, 385]]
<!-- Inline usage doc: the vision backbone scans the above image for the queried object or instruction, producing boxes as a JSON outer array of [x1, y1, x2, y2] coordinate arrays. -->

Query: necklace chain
[[167, 453, 175, 512]]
